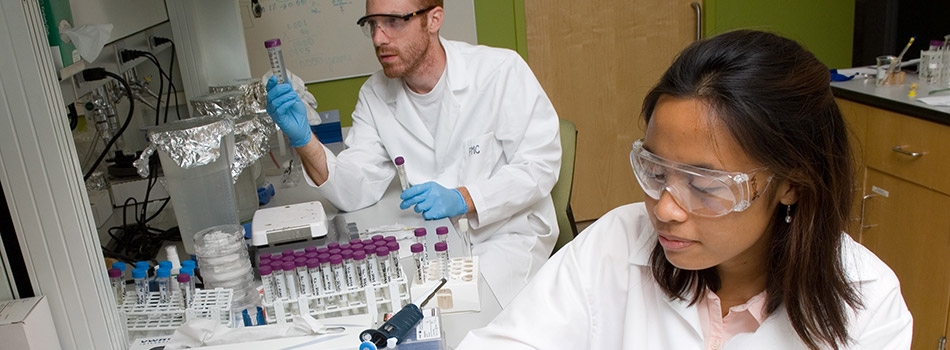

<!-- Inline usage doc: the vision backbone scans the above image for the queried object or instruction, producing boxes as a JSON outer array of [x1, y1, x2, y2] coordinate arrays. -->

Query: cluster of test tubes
[[108, 259, 198, 309], [410, 226, 451, 284], [919, 36, 950, 86], [257, 234, 405, 312]]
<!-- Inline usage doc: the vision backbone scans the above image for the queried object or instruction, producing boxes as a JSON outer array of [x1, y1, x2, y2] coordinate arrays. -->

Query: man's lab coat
[[311, 38, 562, 306], [458, 203, 914, 349]]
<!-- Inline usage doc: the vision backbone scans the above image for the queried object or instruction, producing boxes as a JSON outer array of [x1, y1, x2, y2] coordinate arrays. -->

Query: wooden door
[[524, 0, 698, 221], [863, 169, 950, 349], [836, 98, 868, 240]]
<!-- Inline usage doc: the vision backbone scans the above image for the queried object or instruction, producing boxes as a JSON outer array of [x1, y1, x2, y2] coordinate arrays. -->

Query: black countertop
[[830, 71, 950, 126]]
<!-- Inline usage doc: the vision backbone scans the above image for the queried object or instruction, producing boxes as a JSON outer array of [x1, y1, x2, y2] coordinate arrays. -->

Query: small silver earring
[[785, 204, 793, 224]]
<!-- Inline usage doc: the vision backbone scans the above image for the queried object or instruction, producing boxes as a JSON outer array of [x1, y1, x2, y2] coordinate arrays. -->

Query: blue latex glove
[[399, 182, 468, 220], [265, 76, 311, 147]]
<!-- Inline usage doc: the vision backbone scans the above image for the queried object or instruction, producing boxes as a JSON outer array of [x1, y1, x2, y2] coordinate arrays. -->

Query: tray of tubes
[[118, 288, 233, 337]]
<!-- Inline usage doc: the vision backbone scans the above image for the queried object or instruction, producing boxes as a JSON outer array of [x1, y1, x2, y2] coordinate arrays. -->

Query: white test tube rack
[[117, 288, 234, 340], [262, 267, 410, 325], [409, 256, 481, 313]]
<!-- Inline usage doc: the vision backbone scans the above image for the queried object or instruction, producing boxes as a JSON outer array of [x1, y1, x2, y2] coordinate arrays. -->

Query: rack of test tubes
[[259, 235, 410, 324], [408, 226, 481, 314], [118, 288, 234, 340]]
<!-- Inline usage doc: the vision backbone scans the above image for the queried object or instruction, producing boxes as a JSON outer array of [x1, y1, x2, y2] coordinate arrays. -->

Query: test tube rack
[[117, 288, 233, 340], [262, 271, 410, 325], [410, 256, 481, 313]]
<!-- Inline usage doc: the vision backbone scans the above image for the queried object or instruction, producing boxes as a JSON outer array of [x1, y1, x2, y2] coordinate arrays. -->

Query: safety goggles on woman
[[629, 139, 773, 217]]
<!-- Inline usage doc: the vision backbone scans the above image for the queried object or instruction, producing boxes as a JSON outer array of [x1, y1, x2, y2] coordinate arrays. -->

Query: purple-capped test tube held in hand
[[395, 156, 410, 190]]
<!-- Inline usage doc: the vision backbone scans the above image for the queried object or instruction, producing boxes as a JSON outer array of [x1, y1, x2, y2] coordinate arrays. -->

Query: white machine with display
[[250, 200, 328, 247]]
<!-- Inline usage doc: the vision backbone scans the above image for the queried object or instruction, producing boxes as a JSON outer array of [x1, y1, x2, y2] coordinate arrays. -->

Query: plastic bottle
[[259, 265, 277, 303], [353, 250, 369, 288], [434, 242, 449, 280], [318, 253, 336, 294], [282, 261, 299, 300], [458, 218, 472, 257], [307, 258, 326, 310], [132, 268, 149, 304], [111, 261, 128, 288], [394, 156, 410, 190], [178, 273, 193, 307], [330, 255, 348, 306], [364, 245, 382, 285], [264, 38, 289, 84], [386, 241, 402, 280], [156, 267, 171, 304], [410, 243, 426, 283], [341, 249, 359, 290], [436, 226, 449, 244], [295, 258, 313, 296], [274, 262, 289, 300], [376, 246, 393, 284], [108, 268, 124, 305], [413, 227, 427, 245]]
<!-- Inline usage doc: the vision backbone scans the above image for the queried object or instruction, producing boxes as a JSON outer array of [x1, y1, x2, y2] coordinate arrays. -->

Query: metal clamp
[[860, 193, 878, 230], [892, 145, 924, 159], [690, 2, 703, 41]]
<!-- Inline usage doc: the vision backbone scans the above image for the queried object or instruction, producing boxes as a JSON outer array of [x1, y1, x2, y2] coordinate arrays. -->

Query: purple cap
[[330, 254, 343, 265], [329, 248, 341, 256], [350, 238, 363, 245], [436, 226, 448, 235], [394, 156, 404, 165], [363, 244, 377, 255], [108, 268, 121, 278], [295, 258, 308, 267], [259, 257, 271, 265], [269, 261, 283, 270], [341, 249, 354, 259], [260, 253, 273, 260], [282, 261, 296, 271], [434, 241, 448, 252], [264, 38, 282, 48], [282, 255, 295, 261], [306, 259, 320, 269], [351, 243, 364, 252], [282, 249, 294, 256], [177, 273, 191, 283], [362, 239, 374, 245], [414, 227, 427, 237], [376, 246, 390, 257], [317, 253, 331, 263], [294, 251, 306, 257], [304, 246, 317, 253], [384, 236, 397, 243], [371, 234, 384, 242], [933, 40, 945, 47], [317, 247, 330, 255], [353, 250, 366, 261], [340, 243, 351, 251], [411, 243, 424, 253], [259, 265, 272, 276], [305, 252, 319, 259], [328, 242, 340, 250], [271, 253, 282, 260], [387, 241, 400, 252]]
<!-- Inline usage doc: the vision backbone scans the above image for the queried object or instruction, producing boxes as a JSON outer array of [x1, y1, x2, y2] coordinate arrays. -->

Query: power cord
[[81, 68, 134, 181]]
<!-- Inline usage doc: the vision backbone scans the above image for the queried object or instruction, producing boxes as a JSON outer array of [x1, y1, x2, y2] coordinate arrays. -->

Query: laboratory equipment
[[376, 247, 393, 284], [411, 243, 426, 284], [435, 226, 448, 244], [259, 265, 277, 303], [386, 242, 402, 280], [330, 255, 349, 306], [109, 268, 124, 304], [209, 77, 267, 114], [295, 258, 313, 296], [265, 39, 289, 84], [364, 245, 382, 285], [359, 278, 447, 348], [251, 200, 328, 247], [132, 268, 149, 305], [283, 261, 299, 300], [156, 267, 171, 304], [193, 224, 261, 323], [394, 156, 410, 190], [414, 227, 427, 245], [137, 115, 239, 255], [434, 242, 449, 279], [178, 273, 193, 307], [411, 256, 482, 314], [458, 218, 472, 257]]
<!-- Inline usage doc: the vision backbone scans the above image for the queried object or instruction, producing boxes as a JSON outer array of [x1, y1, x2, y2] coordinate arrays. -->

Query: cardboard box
[[37, 0, 78, 70], [0, 296, 63, 350]]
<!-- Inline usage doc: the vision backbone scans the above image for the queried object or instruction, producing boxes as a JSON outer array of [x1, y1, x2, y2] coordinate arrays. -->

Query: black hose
[[82, 70, 135, 181]]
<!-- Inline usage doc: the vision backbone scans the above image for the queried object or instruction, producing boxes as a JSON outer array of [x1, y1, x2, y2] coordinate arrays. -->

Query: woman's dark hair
[[642, 30, 861, 349]]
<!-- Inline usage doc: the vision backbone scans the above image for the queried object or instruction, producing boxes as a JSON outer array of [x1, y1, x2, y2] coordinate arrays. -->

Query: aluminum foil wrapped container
[[209, 78, 266, 114], [134, 115, 234, 179], [231, 112, 278, 181], [191, 90, 246, 117]]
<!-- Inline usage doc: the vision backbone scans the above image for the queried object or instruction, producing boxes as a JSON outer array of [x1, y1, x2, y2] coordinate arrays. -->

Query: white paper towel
[[61, 24, 113, 63]]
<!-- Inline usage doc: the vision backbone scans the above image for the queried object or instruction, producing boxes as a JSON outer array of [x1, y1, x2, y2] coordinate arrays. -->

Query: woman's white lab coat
[[311, 38, 562, 306], [457, 203, 914, 349]]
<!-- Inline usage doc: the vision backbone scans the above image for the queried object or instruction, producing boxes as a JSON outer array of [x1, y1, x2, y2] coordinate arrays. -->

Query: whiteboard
[[240, 0, 477, 83]]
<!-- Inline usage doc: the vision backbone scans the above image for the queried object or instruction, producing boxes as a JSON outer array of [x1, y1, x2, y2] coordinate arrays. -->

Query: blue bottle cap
[[111, 261, 127, 272], [180, 267, 194, 277], [156, 267, 171, 278], [135, 261, 150, 270], [159, 260, 172, 269], [132, 268, 147, 279]]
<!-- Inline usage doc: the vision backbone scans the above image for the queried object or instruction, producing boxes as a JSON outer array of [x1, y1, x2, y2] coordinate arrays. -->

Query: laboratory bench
[[832, 72, 950, 350], [156, 171, 502, 350]]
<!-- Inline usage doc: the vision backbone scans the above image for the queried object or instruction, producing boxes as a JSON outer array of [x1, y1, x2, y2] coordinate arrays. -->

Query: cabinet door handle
[[892, 145, 924, 159], [860, 193, 878, 230], [690, 2, 703, 41], [938, 336, 946, 350]]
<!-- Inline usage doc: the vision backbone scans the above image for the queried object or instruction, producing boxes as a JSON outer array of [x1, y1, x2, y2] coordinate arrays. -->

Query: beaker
[[146, 116, 240, 254], [876, 55, 904, 85]]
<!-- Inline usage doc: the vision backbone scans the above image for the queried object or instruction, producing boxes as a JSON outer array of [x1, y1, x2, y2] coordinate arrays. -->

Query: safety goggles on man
[[357, 6, 435, 38], [629, 139, 773, 217]]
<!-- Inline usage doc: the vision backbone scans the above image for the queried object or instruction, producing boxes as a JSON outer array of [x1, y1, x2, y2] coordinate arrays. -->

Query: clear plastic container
[[194, 224, 259, 312]]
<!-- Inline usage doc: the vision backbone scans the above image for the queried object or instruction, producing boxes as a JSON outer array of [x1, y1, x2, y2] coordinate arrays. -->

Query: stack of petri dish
[[194, 224, 260, 324]]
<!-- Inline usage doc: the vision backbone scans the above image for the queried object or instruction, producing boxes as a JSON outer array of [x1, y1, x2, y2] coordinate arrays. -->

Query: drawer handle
[[891, 146, 924, 159]]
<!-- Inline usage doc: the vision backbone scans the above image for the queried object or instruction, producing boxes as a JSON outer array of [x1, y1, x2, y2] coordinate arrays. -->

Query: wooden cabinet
[[840, 99, 950, 350]]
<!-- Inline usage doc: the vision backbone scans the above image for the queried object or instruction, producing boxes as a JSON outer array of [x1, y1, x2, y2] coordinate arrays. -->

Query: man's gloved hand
[[265, 75, 311, 147], [400, 182, 468, 220]]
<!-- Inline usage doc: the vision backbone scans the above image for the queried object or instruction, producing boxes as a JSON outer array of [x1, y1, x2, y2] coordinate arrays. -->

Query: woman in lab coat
[[457, 30, 913, 349]]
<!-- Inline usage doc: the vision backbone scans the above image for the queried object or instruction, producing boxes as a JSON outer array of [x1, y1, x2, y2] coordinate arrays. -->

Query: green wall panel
[[305, 1, 524, 127], [704, 0, 855, 69]]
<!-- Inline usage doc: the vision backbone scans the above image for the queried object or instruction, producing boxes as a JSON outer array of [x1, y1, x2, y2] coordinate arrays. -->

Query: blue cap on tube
[[132, 268, 147, 279]]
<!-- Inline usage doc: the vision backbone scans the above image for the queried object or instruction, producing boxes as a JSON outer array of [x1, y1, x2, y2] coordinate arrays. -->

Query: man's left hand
[[399, 182, 468, 220]]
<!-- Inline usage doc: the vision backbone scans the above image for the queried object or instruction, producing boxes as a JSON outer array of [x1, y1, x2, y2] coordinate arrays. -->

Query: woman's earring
[[785, 204, 793, 224]]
